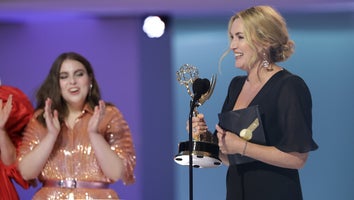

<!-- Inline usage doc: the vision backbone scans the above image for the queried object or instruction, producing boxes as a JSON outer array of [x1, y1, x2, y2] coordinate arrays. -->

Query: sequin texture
[[18, 104, 136, 199]]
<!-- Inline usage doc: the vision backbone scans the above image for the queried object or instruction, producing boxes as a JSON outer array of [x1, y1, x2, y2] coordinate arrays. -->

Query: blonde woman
[[191, 5, 318, 200]]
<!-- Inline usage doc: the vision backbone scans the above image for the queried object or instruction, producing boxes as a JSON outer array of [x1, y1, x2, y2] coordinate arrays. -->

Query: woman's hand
[[0, 94, 17, 165], [216, 124, 308, 169], [87, 101, 125, 181], [19, 98, 60, 180], [186, 113, 208, 139], [0, 94, 12, 130], [43, 98, 60, 136], [215, 124, 245, 155], [88, 100, 105, 135]]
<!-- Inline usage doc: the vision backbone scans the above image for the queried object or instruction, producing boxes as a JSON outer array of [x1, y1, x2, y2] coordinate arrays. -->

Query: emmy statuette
[[174, 64, 221, 168]]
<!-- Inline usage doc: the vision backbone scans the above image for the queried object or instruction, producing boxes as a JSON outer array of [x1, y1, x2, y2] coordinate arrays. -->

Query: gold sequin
[[19, 104, 136, 199]]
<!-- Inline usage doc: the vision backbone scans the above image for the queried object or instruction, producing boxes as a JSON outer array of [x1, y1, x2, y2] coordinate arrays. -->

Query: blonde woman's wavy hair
[[218, 5, 295, 72]]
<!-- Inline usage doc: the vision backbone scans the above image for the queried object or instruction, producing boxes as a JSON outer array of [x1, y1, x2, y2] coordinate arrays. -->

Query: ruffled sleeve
[[0, 160, 29, 200], [101, 106, 136, 185], [275, 75, 318, 153], [18, 110, 46, 162]]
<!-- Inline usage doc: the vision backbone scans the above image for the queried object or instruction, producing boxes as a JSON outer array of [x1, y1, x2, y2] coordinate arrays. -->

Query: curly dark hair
[[35, 52, 101, 126]]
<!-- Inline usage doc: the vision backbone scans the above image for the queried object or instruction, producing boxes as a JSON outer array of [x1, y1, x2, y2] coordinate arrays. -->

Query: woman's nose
[[69, 76, 76, 84], [230, 41, 237, 50]]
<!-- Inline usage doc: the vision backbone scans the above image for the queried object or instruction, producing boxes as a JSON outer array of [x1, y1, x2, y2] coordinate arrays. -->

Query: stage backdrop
[[0, 8, 354, 200], [0, 16, 174, 200]]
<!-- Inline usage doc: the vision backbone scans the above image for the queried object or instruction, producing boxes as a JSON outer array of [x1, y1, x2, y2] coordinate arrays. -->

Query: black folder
[[218, 105, 266, 165]]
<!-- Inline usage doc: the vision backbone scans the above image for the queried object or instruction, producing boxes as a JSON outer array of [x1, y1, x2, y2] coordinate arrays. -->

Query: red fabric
[[0, 161, 30, 200], [0, 85, 34, 147], [0, 85, 34, 199]]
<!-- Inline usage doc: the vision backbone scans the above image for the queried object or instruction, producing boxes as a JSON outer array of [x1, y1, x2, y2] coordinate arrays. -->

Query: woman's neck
[[246, 64, 282, 86], [65, 103, 85, 129]]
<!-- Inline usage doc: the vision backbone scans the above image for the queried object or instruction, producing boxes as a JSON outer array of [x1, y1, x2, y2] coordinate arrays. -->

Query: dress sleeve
[[102, 106, 136, 185], [275, 75, 318, 153], [18, 110, 46, 163]]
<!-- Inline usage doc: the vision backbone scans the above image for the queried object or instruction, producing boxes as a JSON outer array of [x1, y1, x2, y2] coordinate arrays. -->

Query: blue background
[[0, 8, 353, 200]]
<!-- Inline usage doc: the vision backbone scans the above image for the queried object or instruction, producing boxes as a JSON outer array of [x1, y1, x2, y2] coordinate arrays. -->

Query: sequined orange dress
[[18, 104, 136, 200]]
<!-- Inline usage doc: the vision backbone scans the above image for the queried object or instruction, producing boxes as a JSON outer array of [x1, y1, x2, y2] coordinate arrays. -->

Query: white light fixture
[[142, 16, 166, 38]]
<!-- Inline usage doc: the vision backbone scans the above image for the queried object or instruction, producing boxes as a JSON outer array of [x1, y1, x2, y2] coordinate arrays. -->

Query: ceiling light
[[142, 16, 165, 38]]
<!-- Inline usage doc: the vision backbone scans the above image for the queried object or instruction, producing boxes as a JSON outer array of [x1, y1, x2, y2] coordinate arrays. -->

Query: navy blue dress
[[220, 69, 318, 200]]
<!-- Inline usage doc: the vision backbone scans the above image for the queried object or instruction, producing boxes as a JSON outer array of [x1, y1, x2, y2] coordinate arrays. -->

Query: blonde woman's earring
[[262, 52, 273, 71]]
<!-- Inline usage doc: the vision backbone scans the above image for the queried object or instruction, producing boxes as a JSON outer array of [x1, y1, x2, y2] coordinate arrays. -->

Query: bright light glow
[[142, 16, 165, 38]]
